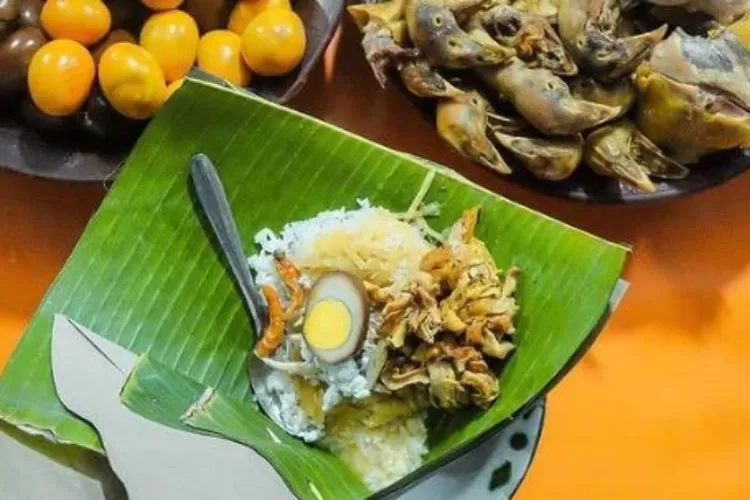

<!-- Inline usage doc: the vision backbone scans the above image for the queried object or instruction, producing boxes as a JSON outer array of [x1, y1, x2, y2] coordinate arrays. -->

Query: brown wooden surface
[[1, 18, 750, 499]]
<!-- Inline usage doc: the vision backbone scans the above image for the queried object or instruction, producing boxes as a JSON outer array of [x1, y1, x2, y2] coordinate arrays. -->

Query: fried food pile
[[349, 0, 750, 193], [369, 207, 519, 410]]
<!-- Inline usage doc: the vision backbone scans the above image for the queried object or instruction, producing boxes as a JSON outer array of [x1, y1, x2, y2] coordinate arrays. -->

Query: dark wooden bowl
[[0, 0, 344, 182]]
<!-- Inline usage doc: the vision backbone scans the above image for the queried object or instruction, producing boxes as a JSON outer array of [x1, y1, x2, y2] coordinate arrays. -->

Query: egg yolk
[[303, 299, 351, 350]]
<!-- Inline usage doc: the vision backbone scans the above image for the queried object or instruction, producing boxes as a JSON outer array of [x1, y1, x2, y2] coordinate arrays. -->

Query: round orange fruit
[[240, 9, 305, 77], [198, 30, 250, 86], [98, 42, 167, 120], [140, 10, 199, 82], [227, 0, 291, 35], [165, 78, 185, 100], [40, 0, 112, 46], [140, 0, 185, 10], [28, 39, 95, 116]]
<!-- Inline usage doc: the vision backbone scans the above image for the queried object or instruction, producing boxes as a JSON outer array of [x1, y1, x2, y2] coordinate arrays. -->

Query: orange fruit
[[40, 0, 112, 46], [92, 29, 138, 63], [98, 42, 167, 120], [140, 0, 185, 10], [140, 10, 199, 82], [240, 9, 305, 77], [227, 0, 291, 35], [28, 39, 95, 116], [165, 78, 185, 100], [197, 30, 251, 86]]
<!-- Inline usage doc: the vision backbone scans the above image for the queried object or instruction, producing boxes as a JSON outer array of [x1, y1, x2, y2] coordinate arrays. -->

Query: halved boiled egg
[[303, 271, 370, 364]]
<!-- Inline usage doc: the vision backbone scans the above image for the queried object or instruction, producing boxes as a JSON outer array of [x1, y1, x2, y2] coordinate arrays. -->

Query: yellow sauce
[[303, 299, 351, 349]]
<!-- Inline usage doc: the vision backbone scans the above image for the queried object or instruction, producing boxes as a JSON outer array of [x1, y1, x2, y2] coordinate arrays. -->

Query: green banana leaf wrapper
[[0, 77, 629, 498]]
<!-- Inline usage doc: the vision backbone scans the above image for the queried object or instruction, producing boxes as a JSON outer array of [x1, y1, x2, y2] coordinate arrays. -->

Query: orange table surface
[[2, 21, 750, 500]]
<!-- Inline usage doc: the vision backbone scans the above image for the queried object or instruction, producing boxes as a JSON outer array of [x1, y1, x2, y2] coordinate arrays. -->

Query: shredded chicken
[[364, 280, 392, 304], [380, 359, 430, 391], [380, 292, 411, 348], [376, 277, 445, 347], [378, 207, 521, 410], [427, 361, 469, 409], [479, 333, 515, 359], [408, 282, 442, 343], [441, 341, 484, 373], [460, 370, 500, 408], [420, 247, 456, 290]]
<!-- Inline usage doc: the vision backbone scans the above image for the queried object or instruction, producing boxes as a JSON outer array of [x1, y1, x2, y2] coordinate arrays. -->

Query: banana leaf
[[0, 77, 628, 495], [120, 355, 370, 499]]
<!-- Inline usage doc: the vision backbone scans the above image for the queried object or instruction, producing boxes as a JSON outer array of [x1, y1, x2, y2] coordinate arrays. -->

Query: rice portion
[[297, 313, 383, 411], [247, 201, 433, 492], [322, 409, 428, 491], [249, 365, 324, 443]]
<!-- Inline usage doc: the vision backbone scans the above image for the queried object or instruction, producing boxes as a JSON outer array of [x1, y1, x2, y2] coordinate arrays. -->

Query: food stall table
[[1, 21, 749, 500]]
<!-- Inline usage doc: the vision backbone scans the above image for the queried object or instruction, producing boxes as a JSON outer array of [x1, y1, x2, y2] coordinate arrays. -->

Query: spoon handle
[[190, 154, 266, 335]]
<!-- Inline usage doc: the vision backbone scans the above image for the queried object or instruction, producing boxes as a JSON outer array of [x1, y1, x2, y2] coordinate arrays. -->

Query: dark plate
[[502, 147, 750, 204], [353, 0, 749, 204], [375, 279, 628, 500], [0, 0, 343, 182], [402, 81, 749, 204]]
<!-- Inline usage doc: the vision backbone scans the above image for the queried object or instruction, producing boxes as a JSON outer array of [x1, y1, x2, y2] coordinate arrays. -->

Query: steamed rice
[[247, 200, 434, 490], [322, 409, 428, 490]]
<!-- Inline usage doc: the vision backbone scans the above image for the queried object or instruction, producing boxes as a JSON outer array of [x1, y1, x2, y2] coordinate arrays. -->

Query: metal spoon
[[190, 154, 267, 335]]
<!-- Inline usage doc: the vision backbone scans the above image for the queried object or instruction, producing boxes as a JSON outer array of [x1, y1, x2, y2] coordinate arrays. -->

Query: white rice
[[247, 200, 431, 491], [300, 315, 380, 412], [322, 412, 428, 491], [249, 364, 324, 442]]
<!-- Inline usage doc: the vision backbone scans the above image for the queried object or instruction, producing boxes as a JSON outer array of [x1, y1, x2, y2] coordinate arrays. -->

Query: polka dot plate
[[396, 398, 545, 500]]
